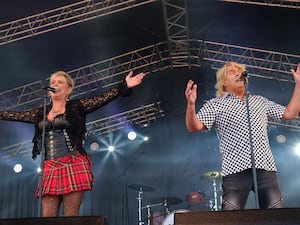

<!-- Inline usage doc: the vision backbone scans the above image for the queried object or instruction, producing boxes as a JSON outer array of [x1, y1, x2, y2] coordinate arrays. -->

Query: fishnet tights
[[42, 191, 84, 217]]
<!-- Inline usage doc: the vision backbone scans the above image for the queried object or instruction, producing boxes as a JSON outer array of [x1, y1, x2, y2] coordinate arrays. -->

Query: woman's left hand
[[125, 71, 146, 88]]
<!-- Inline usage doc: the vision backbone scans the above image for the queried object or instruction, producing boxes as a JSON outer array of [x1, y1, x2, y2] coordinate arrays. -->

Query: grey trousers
[[222, 169, 283, 210]]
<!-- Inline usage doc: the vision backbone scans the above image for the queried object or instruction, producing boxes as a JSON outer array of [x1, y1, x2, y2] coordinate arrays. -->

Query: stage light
[[127, 131, 137, 140], [13, 163, 23, 173], [295, 143, 300, 156], [108, 145, 115, 152], [276, 134, 286, 143], [143, 136, 149, 141], [90, 141, 100, 151]]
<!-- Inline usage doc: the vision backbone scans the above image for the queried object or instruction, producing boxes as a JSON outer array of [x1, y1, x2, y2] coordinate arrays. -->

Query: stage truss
[[1, 101, 164, 158], [218, 0, 300, 8], [0, 0, 157, 46], [1, 0, 300, 158]]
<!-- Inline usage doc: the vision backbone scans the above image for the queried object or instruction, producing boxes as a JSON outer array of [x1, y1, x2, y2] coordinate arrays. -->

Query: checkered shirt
[[196, 92, 285, 176]]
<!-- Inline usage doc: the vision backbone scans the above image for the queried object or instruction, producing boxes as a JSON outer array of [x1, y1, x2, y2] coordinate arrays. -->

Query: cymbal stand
[[138, 188, 143, 225], [219, 182, 223, 210], [212, 179, 218, 211], [146, 205, 151, 225], [164, 200, 170, 215]]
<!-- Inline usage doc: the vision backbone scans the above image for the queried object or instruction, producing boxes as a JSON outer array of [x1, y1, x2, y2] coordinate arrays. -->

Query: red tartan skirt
[[36, 153, 94, 198]]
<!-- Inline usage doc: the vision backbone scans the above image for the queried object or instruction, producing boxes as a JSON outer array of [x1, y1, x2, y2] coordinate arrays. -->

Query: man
[[185, 61, 300, 210]]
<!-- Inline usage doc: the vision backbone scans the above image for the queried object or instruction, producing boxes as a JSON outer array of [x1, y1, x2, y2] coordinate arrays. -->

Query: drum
[[162, 209, 190, 225], [186, 191, 209, 211], [150, 210, 166, 225], [186, 191, 207, 203]]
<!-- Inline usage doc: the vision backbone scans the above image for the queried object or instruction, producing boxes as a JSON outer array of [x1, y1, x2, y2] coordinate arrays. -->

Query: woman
[[0, 70, 145, 216]]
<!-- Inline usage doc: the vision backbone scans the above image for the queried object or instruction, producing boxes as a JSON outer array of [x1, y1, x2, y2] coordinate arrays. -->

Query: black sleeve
[[0, 108, 40, 123], [117, 79, 132, 97]]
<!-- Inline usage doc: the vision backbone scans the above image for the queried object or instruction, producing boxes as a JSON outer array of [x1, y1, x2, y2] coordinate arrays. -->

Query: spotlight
[[295, 143, 300, 156], [90, 141, 100, 151], [140, 122, 150, 128], [108, 145, 115, 152], [127, 131, 137, 140], [276, 134, 286, 143], [143, 136, 149, 141], [13, 163, 23, 173], [37, 167, 42, 173]]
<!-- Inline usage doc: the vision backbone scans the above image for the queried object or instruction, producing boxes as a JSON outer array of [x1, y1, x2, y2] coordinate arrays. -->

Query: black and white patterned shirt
[[196, 92, 286, 176]]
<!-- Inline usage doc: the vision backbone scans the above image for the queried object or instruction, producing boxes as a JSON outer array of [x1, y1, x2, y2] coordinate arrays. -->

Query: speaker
[[0, 216, 107, 225], [174, 208, 300, 225]]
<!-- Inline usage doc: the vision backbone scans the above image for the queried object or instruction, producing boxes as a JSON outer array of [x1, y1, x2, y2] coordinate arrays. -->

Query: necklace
[[51, 109, 64, 116], [51, 102, 66, 116]]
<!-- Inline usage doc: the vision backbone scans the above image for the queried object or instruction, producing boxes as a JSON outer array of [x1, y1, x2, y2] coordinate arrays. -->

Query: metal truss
[[2, 39, 299, 157], [218, 0, 300, 8], [0, 42, 172, 110], [0, 0, 156, 46], [1, 39, 299, 133], [189, 39, 300, 83], [1, 101, 164, 158], [86, 101, 164, 135], [1, 0, 300, 157], [161, 0, 191, 68], [1, 40, 300, 111], [1, 0, 299, 47], [269, 117, 300, 133]]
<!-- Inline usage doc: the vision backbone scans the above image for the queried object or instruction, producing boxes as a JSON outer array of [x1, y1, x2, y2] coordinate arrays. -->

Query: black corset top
[[38, 114, 73, 160], [39, 114, 70, 132]]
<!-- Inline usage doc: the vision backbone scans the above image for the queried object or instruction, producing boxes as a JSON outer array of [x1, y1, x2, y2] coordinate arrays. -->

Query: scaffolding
[[1, 0, 300, 159]]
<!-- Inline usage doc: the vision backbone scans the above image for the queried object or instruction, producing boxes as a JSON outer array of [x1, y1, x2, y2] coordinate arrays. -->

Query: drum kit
[[128, 170, 223, 225]]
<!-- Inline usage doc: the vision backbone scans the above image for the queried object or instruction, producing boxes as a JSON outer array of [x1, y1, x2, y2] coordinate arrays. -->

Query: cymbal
[[149, 196, 182, 205], [203, 170, 221, 179], [128, 184, 155, 192]]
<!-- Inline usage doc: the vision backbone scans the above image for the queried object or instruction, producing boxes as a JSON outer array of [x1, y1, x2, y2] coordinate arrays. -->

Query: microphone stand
[[37, 89, 49, 217], [120, 167, 129, 225], [118, 147, 145, 225], [243, 76, 260, 209]]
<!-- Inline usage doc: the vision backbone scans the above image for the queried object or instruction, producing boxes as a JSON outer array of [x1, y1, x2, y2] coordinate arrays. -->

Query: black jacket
[[0, 81, 131, 159]]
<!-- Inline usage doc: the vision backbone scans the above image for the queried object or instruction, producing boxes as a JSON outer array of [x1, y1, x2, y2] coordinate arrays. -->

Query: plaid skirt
[[36, 153, 94, 198]]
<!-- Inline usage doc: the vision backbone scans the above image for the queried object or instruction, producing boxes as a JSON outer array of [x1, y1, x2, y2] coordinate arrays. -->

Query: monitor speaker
[[0, 216, 106, 225], [174, 208, 300, 225]]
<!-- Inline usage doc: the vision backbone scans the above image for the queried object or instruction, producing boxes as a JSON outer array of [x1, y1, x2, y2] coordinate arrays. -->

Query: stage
[[1, 208, 300, 225]]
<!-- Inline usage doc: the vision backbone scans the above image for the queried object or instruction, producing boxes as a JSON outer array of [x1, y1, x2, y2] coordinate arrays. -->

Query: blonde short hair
[[50, 71, 74, 98], [215, 62, 246, 98]]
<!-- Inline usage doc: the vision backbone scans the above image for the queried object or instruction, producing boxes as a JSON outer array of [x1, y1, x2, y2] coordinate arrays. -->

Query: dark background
[[0, 1, 300, 225]]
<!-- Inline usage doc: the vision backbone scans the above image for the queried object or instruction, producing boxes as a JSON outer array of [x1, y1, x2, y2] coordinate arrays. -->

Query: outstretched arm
[[0, 109, 38, 123], [81, 71, 146, 113], [185, 80, 205, 132], [125, 71, 145, 88], [283, 63, 300, 120]]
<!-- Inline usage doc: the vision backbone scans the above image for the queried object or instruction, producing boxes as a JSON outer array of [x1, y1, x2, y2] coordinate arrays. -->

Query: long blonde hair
[[215, 62, 246, 98]]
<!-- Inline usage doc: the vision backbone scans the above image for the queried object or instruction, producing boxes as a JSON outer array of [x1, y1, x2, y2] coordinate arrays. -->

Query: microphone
[[241, 71, 248, 78], [237, 71, 248, 82], [43, 87, 59, 93]]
